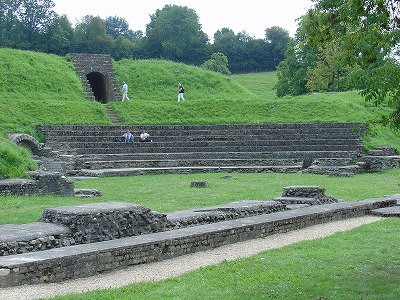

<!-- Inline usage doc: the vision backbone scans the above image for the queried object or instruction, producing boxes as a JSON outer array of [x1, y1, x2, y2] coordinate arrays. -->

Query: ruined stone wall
[[0, 172, 74, 196], [0, 196, 397, 288]]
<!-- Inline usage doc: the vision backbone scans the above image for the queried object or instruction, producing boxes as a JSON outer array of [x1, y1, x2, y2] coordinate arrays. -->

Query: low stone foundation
[[0, 172, 74, 196], [0, 223, 73, 256], [0, 195, 397, 288], [272, 186, 338, 205], [40, 202, 168, 244], [167, 200, 286, 229]]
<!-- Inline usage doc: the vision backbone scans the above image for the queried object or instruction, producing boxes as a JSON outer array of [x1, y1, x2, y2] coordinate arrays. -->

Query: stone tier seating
[[37, 123, 367, 177], [362, 146, 400, 172], [0, 186, 398, 288]]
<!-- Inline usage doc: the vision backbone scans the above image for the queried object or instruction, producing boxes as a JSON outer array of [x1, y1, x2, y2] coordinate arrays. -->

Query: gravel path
[[0, 216, 383, 300]]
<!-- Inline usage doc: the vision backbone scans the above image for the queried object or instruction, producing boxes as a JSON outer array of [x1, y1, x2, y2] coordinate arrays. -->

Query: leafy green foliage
[[201, 52, 231, 75], [144, 5, 209, 65], [295, 0, 400, 128]]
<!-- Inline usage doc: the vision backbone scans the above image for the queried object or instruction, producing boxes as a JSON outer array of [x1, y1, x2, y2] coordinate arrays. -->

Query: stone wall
[[0, 172, 74, 196], [0, 195, 397, 288], [39, 202, 168, 244], [362, 147, 400, 172], [0, 223, 73, 256]]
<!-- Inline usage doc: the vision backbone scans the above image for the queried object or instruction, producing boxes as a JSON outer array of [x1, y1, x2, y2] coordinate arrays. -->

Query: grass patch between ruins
[[1, 169, 400, 225]]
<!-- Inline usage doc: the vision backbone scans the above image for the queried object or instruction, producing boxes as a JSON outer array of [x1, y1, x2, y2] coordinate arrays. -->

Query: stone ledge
[[0, 195, 397, 288]]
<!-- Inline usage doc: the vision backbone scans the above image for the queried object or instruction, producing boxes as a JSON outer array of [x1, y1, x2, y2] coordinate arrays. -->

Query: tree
[[306, 40, 353, 92], [73, 15, 113, 54], [265, 26, 292, 68], [45, 14, 73, 55], [201, 52, 231, 75], [17, 0, 56, 49], [276, 14, 319, 97], [144, 5, 209, 65], [112, 36, 137, 60], [305, 0, 400, 127], [0, 0, 56, 50], [104, 16, 129, 39]]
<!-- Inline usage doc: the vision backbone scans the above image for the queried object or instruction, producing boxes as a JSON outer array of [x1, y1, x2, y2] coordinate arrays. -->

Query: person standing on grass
[[178, 83, 185, 102], [122, 81, 129, 101]]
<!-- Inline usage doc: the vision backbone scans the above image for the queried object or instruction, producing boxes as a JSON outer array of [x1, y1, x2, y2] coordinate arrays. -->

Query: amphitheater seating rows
[[38, 122, 367, 177]]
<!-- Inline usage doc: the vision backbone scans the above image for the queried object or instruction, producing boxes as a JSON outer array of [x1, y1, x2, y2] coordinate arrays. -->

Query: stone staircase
[[103, 104, 121, 124], [37, 123, 367, 177], [69, 53, 120, 102]]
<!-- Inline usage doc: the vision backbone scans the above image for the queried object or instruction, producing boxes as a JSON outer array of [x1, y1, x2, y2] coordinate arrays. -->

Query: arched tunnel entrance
[[86, 72, 108, 103]]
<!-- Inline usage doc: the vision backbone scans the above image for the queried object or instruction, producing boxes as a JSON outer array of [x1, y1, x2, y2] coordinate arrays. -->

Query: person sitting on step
[[123, 130, 134, 142], [139, 130, 152, 142]]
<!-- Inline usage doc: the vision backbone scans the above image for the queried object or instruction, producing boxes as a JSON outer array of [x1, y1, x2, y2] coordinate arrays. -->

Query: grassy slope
[[0, 49, 399, 299], [0, 48, 110, 138], [0, 48, 399, 179]]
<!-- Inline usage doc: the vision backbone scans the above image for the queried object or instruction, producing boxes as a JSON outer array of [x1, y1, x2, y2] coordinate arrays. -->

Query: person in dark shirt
[[178, 83, 185, 102]]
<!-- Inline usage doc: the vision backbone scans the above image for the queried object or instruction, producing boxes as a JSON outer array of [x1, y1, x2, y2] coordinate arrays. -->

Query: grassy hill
[[0, 48, 399, 178], [0, 49, 399, 300]]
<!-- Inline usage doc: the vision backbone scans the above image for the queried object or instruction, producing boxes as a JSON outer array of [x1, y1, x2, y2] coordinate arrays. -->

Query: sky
[[52, 0, 313, 39]]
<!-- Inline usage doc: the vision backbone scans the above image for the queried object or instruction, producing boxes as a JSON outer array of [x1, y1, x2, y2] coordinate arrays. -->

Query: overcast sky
[[52, 0, 313, 39]]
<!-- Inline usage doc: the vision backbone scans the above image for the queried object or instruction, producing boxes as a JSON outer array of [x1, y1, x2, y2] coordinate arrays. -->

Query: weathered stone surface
[[0, 195, 397, 288], [36, 123, 368, 177], [40, 202, 168, 244], [74, 188, 103, 198], [0, 172, 74, 196], [0, 222, 72, 256], [167, 200, 287, 229], [274, 186, 338, 205], [190, 181, 209, 188]]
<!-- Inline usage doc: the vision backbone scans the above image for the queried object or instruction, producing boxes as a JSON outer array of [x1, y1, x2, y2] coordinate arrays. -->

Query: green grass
[[2, 169, 400, 225], [0, 49, 399, 299], [0, 48, 110, 140], [1, 48, 400, 178]]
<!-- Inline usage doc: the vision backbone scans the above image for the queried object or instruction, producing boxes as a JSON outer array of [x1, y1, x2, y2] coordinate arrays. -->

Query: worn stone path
[[0, 216, 383, 300]]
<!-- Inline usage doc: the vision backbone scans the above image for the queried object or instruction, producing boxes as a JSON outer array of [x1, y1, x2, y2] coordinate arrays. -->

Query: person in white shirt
[[122, 81, 129, 101], [139, 130, 152, 142]]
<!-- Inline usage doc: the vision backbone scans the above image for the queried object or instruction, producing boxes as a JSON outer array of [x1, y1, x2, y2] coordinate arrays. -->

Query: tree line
[[0, 0, 291, 74], [276, 0, 400, 128]]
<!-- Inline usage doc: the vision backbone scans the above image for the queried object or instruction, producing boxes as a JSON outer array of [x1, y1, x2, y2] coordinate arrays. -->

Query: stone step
[[302, 164, 362, 175], [52, 139, 362, 149], [38, 124, 367, 140], [44, 132, 362, 141], [40, 128, 365, 138], [39, 122, 366, 130], [82, 158, 305, 169], [310, 157, 356, 166], [77, 165, 303, 177], [76, 151, 358, 161], [272, 196, 319, 205], [72, 145, 363, 155], [370, 204, 400, 217]]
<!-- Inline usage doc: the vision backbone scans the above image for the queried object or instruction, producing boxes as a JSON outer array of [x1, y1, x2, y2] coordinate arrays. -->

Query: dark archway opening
[[87, 72, 108, 103]]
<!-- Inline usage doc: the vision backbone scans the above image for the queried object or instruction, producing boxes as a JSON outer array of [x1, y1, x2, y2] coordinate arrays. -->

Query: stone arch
[[87, 72, 108, 103], [10, 133, 42, 156], [69, 53, 120, 103]]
